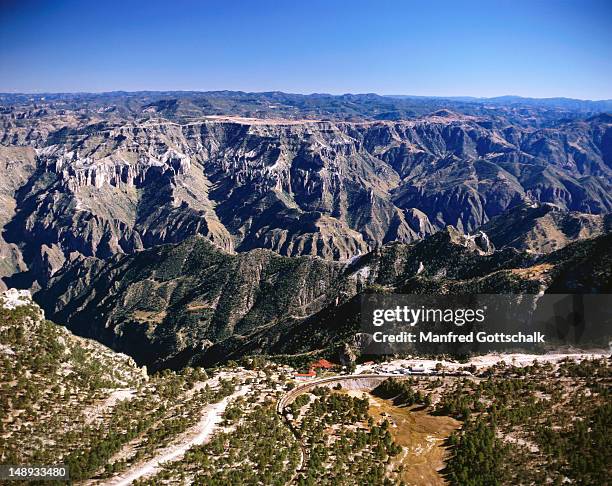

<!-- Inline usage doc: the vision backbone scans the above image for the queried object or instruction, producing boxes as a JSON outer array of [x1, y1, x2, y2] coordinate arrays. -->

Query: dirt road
[[101, 385, 250, 486]]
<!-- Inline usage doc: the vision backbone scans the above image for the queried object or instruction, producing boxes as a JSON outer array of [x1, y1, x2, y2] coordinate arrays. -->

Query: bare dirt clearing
[[345, 390, 460, 486]]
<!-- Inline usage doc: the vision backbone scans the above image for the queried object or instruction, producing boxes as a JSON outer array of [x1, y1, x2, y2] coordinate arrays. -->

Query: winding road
[[277, 373, 399, 413], [276, 373, 400, 484]]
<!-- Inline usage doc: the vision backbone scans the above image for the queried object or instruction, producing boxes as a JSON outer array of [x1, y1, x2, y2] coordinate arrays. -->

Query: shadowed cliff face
[[483, 202, 612, 253], [1, 110, 611, 289], [0, 146, 37, 289], [35, 228, 611, 370]]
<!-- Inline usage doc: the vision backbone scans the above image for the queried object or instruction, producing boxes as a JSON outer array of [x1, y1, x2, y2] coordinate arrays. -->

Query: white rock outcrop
[[1, 288, 33, 310]]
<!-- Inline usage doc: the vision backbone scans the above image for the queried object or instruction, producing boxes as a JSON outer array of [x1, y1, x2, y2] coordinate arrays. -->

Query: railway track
[[276, 370, 470, 483]]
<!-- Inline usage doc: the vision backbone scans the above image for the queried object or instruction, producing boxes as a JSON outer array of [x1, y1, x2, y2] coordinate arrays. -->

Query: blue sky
[[1, 0, 611, 99]]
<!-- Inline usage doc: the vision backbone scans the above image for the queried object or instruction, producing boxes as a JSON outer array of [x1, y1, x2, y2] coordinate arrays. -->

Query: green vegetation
[[1, 302, 144, 464], [294, 389, 402, 485], [3, 295, 610, 485], [367, 360, 611, 485], [0, 299, 239, 481], [373, 377, 432, 408], [442, 359, 611, 485], [64, 376, 237, 480], [142, 399, 301, 486], [445, 420, 509, 486], [290, 394, 311, 417]]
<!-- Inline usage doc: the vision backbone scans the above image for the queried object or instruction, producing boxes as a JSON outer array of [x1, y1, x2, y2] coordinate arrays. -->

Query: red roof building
[[311, 358, 334, 370], [294, 370, 316, 380]]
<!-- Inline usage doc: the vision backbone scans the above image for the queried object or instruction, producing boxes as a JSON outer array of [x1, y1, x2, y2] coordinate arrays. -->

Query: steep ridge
[[38, 236, 355, 368], [35, 226, 611, 369], [1, 110, 611, 291], [185, 231, 612, 367], [0, 146, 36, 289], [483, 202, 612, 253]]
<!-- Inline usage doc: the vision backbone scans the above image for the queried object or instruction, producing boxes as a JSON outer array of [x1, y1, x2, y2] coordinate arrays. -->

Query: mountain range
[[0, 91, 610, 367]]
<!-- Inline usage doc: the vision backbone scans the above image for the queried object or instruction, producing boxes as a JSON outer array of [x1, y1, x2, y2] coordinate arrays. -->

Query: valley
[[0, 93, 610, 372], [0, 92, 610, 485]]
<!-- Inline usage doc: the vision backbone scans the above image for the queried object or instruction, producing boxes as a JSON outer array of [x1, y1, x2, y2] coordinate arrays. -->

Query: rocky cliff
[[1, 105, 611, 290], [0, 93, 610, 368], [483, 202, 612, 253], [35, 226, 611, 369]]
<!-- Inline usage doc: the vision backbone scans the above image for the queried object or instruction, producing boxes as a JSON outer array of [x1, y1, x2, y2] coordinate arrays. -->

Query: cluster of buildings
[[374, 362, 431, 375], [361, 360, 473, 376], [293, 358, 335, 380], [291, 358, 473, 381]]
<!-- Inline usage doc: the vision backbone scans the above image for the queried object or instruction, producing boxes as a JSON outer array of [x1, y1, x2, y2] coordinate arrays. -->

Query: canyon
[[0, 92, 610, 367]]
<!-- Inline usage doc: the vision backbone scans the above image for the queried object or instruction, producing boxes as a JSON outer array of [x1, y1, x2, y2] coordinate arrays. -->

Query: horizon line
[[1, 90, 611, 103]]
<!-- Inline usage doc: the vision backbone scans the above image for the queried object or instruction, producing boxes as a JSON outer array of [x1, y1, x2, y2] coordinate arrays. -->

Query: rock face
[[483, 202, 612, 253], [0, 92, 611, 368], [1, 288, 35, 310], [36, 227, 611, 369], [0, 146, 36, 290], [0, 99, 611, 289]]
